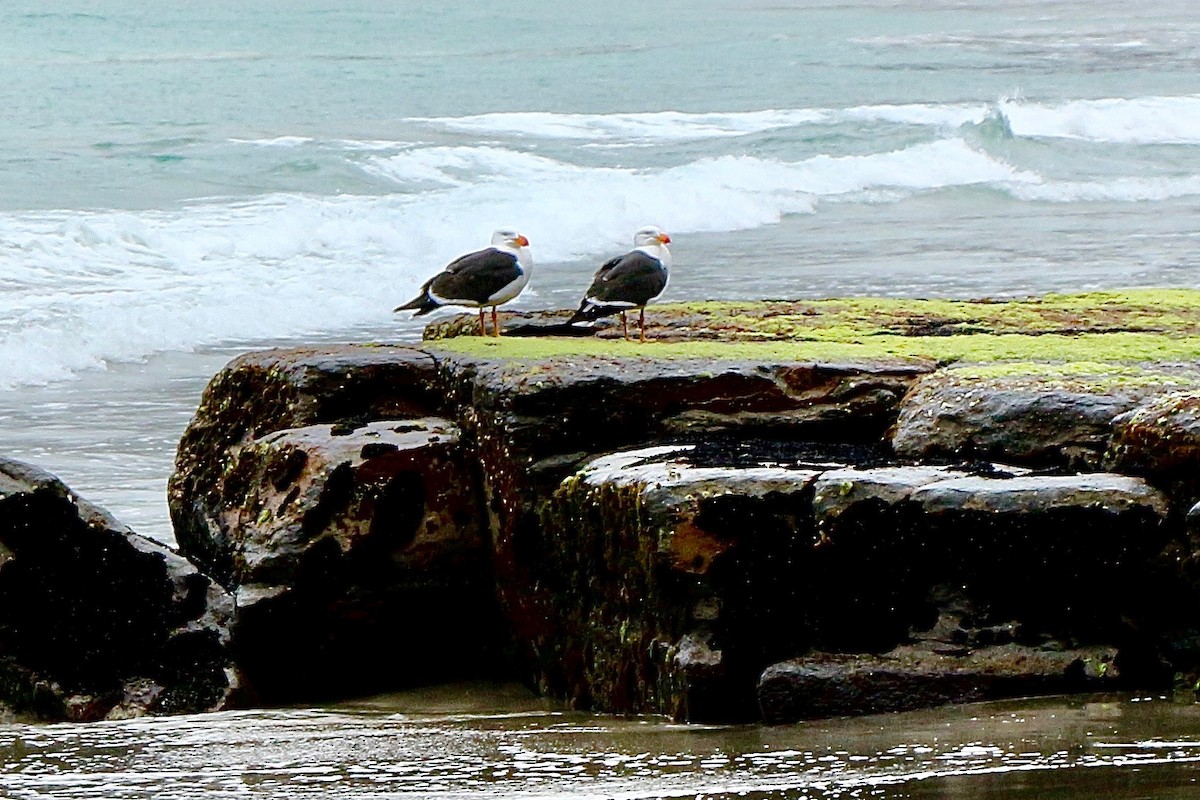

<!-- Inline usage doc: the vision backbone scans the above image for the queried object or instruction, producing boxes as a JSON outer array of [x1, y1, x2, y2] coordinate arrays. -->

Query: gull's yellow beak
[[658, 232, 671, 244], [514, 234, 530, 247]]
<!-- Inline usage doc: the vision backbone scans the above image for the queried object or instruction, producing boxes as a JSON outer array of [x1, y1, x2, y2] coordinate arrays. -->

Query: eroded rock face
[[205, 418, 494, 701], [167, 343, 1200, 719], [0, 459, 241, 722], [543, 450, 1178, 721], [169, 345, 443, 584], [758, 642, 1119, 722], [169, 346, 929, 708], [1108, 391, 1200, 506], [436, 354, 932, 707], [538, 444, 829, 720], [891, 372, 1156, 469], [810, 465, 1173, 652]]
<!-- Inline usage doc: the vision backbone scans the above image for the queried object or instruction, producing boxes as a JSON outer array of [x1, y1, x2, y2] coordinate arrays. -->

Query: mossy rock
[[424, 289, 1200, 370]]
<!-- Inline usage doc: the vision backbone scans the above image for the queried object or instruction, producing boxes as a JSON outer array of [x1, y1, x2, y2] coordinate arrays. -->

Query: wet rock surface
[[538, 444, 825, 720], [891, 371, 1157, 469], [547, 448, 1178, 721], [443, 354, 929, 711], [0, 458, 241, 722], [201, 417, 494, 702], [758, 642, 1120, 722], [1108, 390, 1200, 506], [164, 333, 1200, 721], [169, 345, 443, 585]]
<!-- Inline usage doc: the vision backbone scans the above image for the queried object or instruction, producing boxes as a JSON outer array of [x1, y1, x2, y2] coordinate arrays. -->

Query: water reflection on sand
[[3, 687, 1200, 799]]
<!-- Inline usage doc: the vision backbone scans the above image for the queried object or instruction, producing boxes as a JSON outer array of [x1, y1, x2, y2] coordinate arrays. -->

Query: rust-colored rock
[[202, 417, 493, 701], [538, 444, 827, 720], [541, 452, 1177, 721], [436, 353, 931, 707], [169, 345, 443, 584], [1108, 390, 1200, 506], [164, 340, 1200, 720]]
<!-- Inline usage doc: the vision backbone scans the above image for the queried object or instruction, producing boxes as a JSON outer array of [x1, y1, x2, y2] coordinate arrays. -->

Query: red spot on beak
[[515, 235, 530, 247], [659, 233, 671, 244]]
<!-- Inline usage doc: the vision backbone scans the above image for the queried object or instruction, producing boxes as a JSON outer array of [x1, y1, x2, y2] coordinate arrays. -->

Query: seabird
[[569, 225, 671, 342], [394, 229, 532, 337]]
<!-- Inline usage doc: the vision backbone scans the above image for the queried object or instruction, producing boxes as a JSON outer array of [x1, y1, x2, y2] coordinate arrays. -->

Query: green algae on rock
[[424, 289, 1200, 371], [427, 331, 1200, 368], [425, 287, 1200, 348]]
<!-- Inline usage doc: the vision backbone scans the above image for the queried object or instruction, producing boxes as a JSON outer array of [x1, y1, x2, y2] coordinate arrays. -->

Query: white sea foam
[[0, 137, 1041, 388], [998, 95, 1200, 144], [842, 103, 988, 128], [407, 106, 988, 142], [406, 109, 830, 141], [362, 146, 593, 189], [1008, 174, 1200, 203], [365, 138, 1036, 197], [229, 136, 315, 147], [409, 95, 1200, 146]]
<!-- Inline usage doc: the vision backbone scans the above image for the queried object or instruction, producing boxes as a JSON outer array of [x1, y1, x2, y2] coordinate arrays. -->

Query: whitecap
[[1007, 174, 1200, 203], [408, 96, 1200, 147], [406, 109, 833, 142], [998, 95, 1200, 144], [228, 136, 314, 147]]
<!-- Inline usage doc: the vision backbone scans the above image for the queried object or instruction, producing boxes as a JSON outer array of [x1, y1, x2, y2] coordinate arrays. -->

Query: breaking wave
[[409, 95, 1200, 145]]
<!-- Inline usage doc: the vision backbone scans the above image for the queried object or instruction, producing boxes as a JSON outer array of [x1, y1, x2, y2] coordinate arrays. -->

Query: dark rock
[[1108, 390, 1200, 507], [758, 642, 1120, 723], [910, 472, 1168, 515], [209, 418, 495, 702], [813, 464, 970, 527], [169, 346, 928, 710], [538, 444, 827, 720], [891, 371, 1158, 469], [423, 310, 592, 340], [170, 345, 443, 584], [540, 452, 1175, 721], [810, 466, 1172, 652], [167, 341, 1200, 720], [0, 458, 241, 722], [437, 353, 931, 710]]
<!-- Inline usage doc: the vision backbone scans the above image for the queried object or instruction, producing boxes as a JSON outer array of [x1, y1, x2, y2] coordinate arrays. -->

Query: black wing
[[429, 247, 523, 305], [583, 251, 668, 307]]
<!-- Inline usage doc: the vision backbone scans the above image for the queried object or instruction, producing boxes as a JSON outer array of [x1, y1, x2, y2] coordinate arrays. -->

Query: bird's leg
[[621, 310, 629, 341], [639, 307, 647, 343], [478, 308, 487, 336], [492, 306, 501, 338]]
